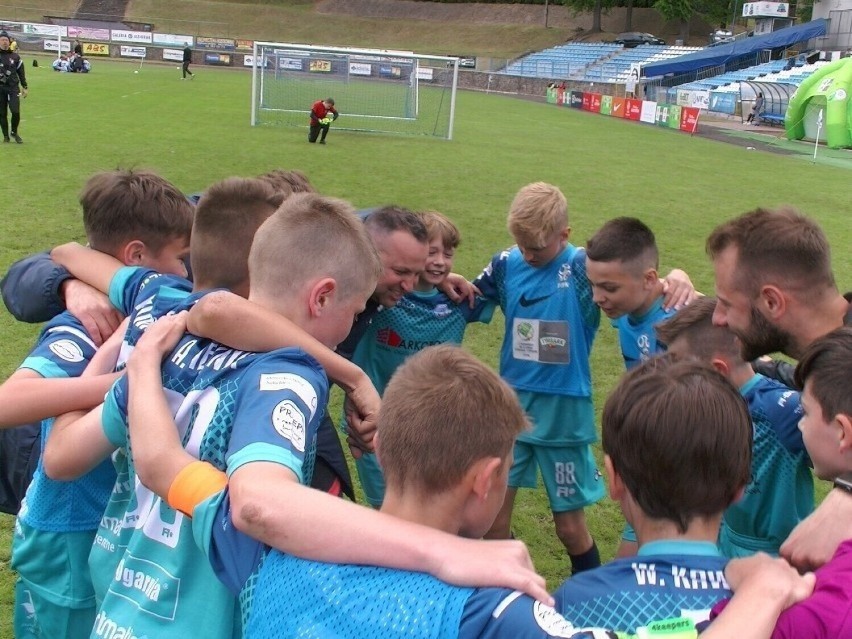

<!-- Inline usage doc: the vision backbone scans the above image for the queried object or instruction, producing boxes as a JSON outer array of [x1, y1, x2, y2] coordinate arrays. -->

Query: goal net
[[251, 42, 460, 139]]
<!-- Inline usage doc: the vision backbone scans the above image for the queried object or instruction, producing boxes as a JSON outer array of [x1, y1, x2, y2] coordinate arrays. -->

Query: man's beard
[[737, 305, 793, 361]]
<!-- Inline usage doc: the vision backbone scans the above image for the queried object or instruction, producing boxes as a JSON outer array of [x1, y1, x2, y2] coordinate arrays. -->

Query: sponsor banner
[[83, 42, 110, 56], [204, 53, 231, 66], [590, 93, 602, 113], [668, 104, 682, 129], [378, 64, 401, 78], [581, 93, 592, 111], [23, 23, 64, 36], [546, 87, 557, 104], [196, 36, 235, 50], [611, 97, 626, 118], [243, 55, 269, 68], [569, 91, 584, 109], [655, 104, 670, 127], [625, 99, 643, 120], [677, 89, 710, 110], [153, 33, 193, 47], [113, 30, 152, 44], [120, 46, 146, 58], [163, 48, 184, 62], [680, 107, 700, 133], [68, 26, 110, 41], [600, 95, 613, 116], [235, 39, 253, 51], [350, 62, 372, 76], [311, 59, 333, 73], [743, 1, 788, 16], [709, 91, 737, 114], [416, 67, 433, 80], [44, 40, 71, 52], [278, 57, 303, 71], [640, 100, 657, 123]]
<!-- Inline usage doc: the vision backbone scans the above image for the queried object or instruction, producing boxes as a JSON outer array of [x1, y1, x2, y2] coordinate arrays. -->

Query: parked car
[[613, 32, 666, 48]]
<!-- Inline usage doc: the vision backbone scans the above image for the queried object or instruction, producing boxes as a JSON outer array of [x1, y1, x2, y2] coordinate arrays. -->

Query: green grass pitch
[[0, 55, 848, 637]]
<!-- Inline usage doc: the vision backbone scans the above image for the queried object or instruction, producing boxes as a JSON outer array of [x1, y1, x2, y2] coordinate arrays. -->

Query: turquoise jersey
[[719, 374, 812, 557], [613, 296, 676, 370]]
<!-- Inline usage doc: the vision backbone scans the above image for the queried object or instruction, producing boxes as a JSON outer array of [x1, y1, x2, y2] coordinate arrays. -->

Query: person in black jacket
[[182, 44, 194, 80], [0, 30, 28, 143]]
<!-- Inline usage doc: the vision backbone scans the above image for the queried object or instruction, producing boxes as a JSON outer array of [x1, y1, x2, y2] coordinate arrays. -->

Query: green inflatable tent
[[786, 57, 852, 149]]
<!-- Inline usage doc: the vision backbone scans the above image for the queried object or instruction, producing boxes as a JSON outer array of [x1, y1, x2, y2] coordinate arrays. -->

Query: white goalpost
[[250, 42, 460, 140]]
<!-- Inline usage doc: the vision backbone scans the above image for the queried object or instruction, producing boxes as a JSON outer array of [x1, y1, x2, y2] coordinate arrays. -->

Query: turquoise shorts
[[509, 441, 605, 512], [11, 521, 97, 638], [354, 452, 386, 508]]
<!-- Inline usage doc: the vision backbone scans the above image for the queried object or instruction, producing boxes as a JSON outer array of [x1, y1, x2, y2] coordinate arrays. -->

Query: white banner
[[640, 101, 657, 123], [676, 89, 710, 109], [349, 62, 371, 76], [277, 57, 303, 70], [44, 39, 71, 52], [154, 33, 193, 47], [23, 23, 64, 37], [416, 67, 434, 80], [120, 46, 147, 58], [243, 55, 268, 68], [742, 1, 789, 17], [163, 48, 184, 62], [112, 30, 153, 44]]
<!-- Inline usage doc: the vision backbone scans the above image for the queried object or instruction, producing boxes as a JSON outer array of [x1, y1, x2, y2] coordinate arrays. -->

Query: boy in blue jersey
[[553, 355, 753, 634], [43, 176, 288, 608], [475, 182, 605, 574], [1, 168, 193, 639], [45, 194, 384, 639], [352, 210, 495, 506], [655, 297, 813, 558], [585, 217, 686, 557]]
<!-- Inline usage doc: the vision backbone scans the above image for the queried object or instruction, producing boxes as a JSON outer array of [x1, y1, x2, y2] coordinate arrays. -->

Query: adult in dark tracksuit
[[182, 44, 194, 80], [0, 30, 28, 144], [308, 98, 338, 144]]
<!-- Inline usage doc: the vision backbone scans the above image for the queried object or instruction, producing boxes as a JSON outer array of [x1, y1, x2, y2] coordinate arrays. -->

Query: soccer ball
[[320, 117, 332, 125], [134, 70, 138, 74]]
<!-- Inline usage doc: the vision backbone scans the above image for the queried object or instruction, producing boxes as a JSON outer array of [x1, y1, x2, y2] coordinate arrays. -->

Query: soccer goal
[[251, 42, 460, 140]]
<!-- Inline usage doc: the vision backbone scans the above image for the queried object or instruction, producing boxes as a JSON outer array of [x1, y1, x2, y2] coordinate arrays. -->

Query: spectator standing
[[0, 30, 28, 144]]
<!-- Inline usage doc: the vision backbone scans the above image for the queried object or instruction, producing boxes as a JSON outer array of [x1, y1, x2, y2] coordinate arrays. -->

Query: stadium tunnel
[[785, 56, 852, 149]]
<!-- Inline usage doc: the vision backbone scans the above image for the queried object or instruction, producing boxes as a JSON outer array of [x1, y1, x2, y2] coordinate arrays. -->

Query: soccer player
[[585, 216, 685, 557], [0, 30, 27, 143], [706, 207, 852, 569], [182, 43, 194, 79], [473, 182, 605, 575], [2, 168, 193, 639], [656, 297, 813, 558], [554, 355, 753, 634], [308, 97, 338, 144], [712, 327, 852, 638], [350, 210, 495, 507]]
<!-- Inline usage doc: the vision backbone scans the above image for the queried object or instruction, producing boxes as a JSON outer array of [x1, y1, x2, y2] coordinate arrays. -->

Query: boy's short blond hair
[[507, 182, 568, 247], [80, 169, 194, 254], [379, 344, 529, 494], [191, 177, 285, 291], [248, 193, 382, 302], [419, 210, 461, 250]]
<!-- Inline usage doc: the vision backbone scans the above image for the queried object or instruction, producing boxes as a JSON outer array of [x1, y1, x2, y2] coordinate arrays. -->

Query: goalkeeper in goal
[[309, 97, 339, 144]]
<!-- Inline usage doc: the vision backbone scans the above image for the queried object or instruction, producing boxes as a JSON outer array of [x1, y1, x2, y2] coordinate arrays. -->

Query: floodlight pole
[[730, 0, 738, 32], [545, 0, 550, 28]]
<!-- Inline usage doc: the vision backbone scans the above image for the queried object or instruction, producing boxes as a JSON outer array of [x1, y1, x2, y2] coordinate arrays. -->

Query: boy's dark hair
[[655, 296, 740, 362], [794, 327, 852, 421], [586, 217, 659, 271], [191, 177, 285, 291], [80, 169, 194, 254], [379, 345, 528, 494], [364, 205, 428, 244], [706, 207, 835, 297], [603, 355, 751, 533], [325, 97, 335, 105], [258, 169, 315, 195]]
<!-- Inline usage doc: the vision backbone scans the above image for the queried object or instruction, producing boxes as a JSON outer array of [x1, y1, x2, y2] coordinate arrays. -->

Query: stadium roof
[[643, 19, 828, 77]]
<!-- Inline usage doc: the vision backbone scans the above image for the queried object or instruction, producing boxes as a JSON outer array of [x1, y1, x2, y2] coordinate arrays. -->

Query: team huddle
[[0, 167, 849, 638]]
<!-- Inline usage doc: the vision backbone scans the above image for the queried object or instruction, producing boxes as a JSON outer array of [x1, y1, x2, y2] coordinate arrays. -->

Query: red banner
[[680, 107, 700, 133], [582, 93, 592, 111], [611, 97, 626, 118], [590, 93, 602, 113], [625, 99, 643, 121]]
